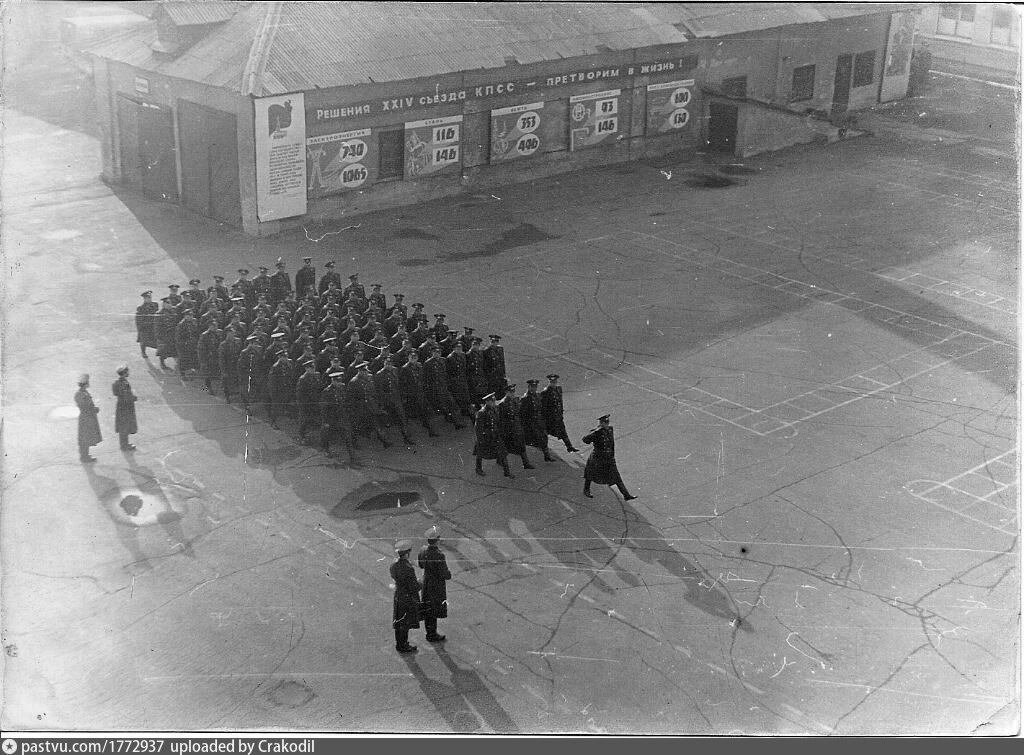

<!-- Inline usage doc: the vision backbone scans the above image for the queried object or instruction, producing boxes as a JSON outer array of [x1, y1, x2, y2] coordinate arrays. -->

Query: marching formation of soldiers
[[133, 257, 582, 472]]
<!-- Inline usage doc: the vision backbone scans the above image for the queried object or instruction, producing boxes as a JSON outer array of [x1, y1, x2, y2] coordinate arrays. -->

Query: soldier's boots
[[159, 357, 168, 369], [583, 482, 594, 498], [140, 345, 148, 358], [543, 450, 556, 462], [426, 633, 446, 642], [475, 457, 486, 476], [502, 461, 514, 479], [402, 433, 416, 445], [520, 453, 535, 470], [397, 644, 418, 654]]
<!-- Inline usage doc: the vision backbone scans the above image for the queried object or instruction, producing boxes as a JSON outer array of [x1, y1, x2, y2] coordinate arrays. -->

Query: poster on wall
[[568, 89, 622, 151], [404, 115, 463, 178], [490, 102, 544, 163], [254, 94, 307, 222], [880, 11, 915, 102], [646, 80, 695, 134], [306, 128, 375, 195]]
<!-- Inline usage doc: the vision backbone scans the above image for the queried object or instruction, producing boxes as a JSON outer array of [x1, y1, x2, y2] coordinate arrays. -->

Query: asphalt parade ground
[[1, 56, 1019, 734]]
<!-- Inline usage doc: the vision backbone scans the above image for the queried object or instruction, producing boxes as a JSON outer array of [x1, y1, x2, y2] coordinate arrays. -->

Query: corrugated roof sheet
[[88, 2, 904, 95], [159, 0, 242, 27]]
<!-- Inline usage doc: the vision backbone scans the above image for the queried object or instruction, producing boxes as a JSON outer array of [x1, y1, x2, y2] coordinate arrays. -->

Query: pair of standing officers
[[391, 526, 451, 654], [74, 366, 139, 462]]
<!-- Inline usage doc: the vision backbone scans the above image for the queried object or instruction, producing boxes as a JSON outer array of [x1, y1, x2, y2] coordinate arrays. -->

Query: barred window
[[791, 65, 815, 101], [852, 50, 876, 87]]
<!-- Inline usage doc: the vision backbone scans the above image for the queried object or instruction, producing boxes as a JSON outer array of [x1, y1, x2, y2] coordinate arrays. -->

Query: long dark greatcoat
[[237, 344, 264, 403], [175, 317, 200, 370], [197, 329, 221, 379], [156, 308, 179, 358], [390, 557, 421, 630], [445, 349, 472, 409], [218, 336, 242, 394], [423, 355, 457, 414], [75, 387, 102, 447], [465, 349, 488, 404], [582, 425, 621, 485], [418, 544, 451, 619], [472, 405, 506, 460], [519, 390, 548, 448], [483, 343, 507, 393], [541, 384, 569, 438], [135, 301, 159, 348], [266, 357, 295, 405], [497, 396, 527, 454], [112, 377, 138, 435], [295, 266, 316, 298]]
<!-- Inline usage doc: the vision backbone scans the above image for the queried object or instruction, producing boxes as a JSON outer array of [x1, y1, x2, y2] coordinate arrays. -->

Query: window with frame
[[991, 6, 1012, 45], [937, 3, 976, 37], [721, 75, 747, 98], [790, 64, 815, 102], [378, 129, 404, 179], [852, 50, 876, 87]]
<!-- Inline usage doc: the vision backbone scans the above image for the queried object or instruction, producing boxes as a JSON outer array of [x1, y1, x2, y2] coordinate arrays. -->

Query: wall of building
[[916, 4, 1020, 74], [734, 101, 828, 157]]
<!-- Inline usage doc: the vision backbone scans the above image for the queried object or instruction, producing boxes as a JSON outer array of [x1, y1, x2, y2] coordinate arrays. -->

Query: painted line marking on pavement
[[907, 448, 1018, 535], [144, 673, 413, 681], [528, 651, 621, 663]]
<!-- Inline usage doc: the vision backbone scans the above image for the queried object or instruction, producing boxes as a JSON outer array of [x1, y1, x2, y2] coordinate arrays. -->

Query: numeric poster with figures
[[490, 102, 544, 162], [646, 80, 695, 134], [306, 129, 376, 196], [568, 89, 621, 151], [404, 115, 463, 178]]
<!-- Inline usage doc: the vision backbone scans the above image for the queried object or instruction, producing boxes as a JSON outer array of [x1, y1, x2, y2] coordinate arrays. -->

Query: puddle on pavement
[[268, 680, 314, 708], [356, 491, 422, 510], [684, 174, 738, 189], [440, 222, 558, 263], [395, 227, 440, 241], [718, 164, 759, 175], [333, 475, 438, 517]]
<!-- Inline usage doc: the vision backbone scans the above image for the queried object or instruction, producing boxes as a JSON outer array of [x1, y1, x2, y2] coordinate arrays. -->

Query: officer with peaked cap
[[347, 361, 392, 449], [75, 373, 101, 463], [218, 327, 242, 404], [253, 265, 272, 302], [233, 268, 254, 307], [466, 337, 488, 406], [270, 258, 292, 305], [155, 297, 179, 370], [418, 526, 451, 643], [135, 290, 159, 358], [374, 353, 416, 445], [294, 358, 322, 444], [473, 392, 512, 478], [399, 350, 439, 437], [295, 257, 316, 299], [237, 334, 264, 414], [521, 379, 556, 462], [166, 283, 183, 308], [318, 261, 342, 294], [458, 326, 476, 354], [112, 365, 138, 452], [483, 334, 507, 395], [541, 374, 579, 452], [445, 337, 475, 419], [582, 413, 636, 501], [320, 370, 357, 463], [390, 540, 421, 653], [368, 283, 387, 312], [175, 307, 200, 379], [424, 345, 465, 429], [431, 313, 448, 342], [344, 272, 366, 300], [498, 382, 534, 470], [212, 275, 230, 302], [389, 293, 408, 321]]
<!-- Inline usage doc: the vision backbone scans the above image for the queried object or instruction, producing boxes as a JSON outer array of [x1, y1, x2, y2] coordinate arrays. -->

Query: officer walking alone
[[418, 526, 451, 643], [582, 414, 636, 500]]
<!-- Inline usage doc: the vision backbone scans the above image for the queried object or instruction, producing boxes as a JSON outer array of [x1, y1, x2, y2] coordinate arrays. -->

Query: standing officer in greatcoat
[[155, 297, 179, 370], [382, 306, 405, 338], [399, 350, 439, 437], [166, 283, 183, 309], [266, 349, 295, 429], [318, 260, 342, 294], [253, 265, 273, 303], [424, 347, 466, 428], [368, 283, 387, 313], [458, 326, 476, 353], [390, 293, 408, 322], [390, 540, 421, 654], [466, 337, 489, 406], [218, 329, 242, 404], [483, 334, 507, 395], [541, 374, 579, 452], [445, 339, 474, 419], [294, 359, 322, 444], [418, 526, 451, 643], [320, 371, 357, 463], [405, 302, 427, 332], [112, 365, 139, 452], [237, 334, 264, 413], [582, 414, 636, 501], [431, 313, 449, 342], [135, 290, 159, 358], [498, 383, 534, 470], [233, 268, 254, 307], [211, 275, 230, 302], [473, 393, 512, 478], [374, 354, 416, 445], [347, 362, 392, 449], [295, 256, 316, 299], [197, 320, 221, 393], [344, 273, 366, 300], [270, 258, 292, 305], [174, 308, 200, 379], [75, 373, 101, 463], [521, 379, 556, 462]]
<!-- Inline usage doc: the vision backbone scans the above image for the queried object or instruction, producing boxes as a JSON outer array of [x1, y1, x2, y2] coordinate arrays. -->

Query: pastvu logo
[[2, 739, 18, 754]]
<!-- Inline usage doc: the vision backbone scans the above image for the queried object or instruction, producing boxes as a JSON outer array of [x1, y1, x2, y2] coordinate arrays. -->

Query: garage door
[[178, 99, 241, 226]]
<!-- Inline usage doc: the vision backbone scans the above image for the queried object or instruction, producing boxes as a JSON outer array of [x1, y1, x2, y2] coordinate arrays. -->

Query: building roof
[[88, 1, 907, 96]]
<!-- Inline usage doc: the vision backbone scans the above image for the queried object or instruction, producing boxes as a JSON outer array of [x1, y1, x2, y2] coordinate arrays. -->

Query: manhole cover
[[269, 680, 314, 708], [356, 491, 422, 511]]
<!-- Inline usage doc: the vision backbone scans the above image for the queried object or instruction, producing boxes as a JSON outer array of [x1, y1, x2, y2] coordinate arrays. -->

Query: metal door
[[832, 53, 853, 118], [178, 100, 240, 225], [707, 101, 738, 153], [138, 103, 178, 202], [116, 95, 141, 189]]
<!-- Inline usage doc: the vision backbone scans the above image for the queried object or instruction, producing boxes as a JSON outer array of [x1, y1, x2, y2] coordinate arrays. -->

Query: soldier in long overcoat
[[374, 355, 416, 445], [483, 334, 507, 395], [197, 321, 221, 393], [445, 340, 474, 419], [466, 337, 489, 405], [423, 348, 465, 428], [399, 351, 439, 437], [295, 257, 316, 299], [498, 384, 534, 469], [269, 259, 292, 305], [390, 540, 421, 654], [520, 379, 555, 462], [473, 393, 512, 477], [75, 374, 101, 462], [155, 298, 179, 370], [218, 330, 242, 404], [294, 359, 322, 444], [112, 366, 138, 451], [541, 374, 579, 452], [237, 335, 264, 412], [320, 371, 356, 463], [135, 291, 159, 358], [582, 414, 636, 500], [174, 309, 200, 378], [418, 526, 451, 643], [347, 363, 392, 448], [317, 261, 342, 294], [266, 351, 295, 429]]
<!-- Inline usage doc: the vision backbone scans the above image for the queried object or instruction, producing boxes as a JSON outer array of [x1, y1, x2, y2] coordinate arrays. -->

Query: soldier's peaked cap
[[463, 326, 474, 331], [354, 361, 369, 369], [598, 414, 611, 422], [238, 268, 249, 274], [394, 539, 413, 553], [425, 525, 440, 541], [526, 379, 540, 385], [168, 284, 180, 289], [325, 261, 335, 267], [412, 302, 424, 308], [349, 274, 359, 280], [393, 293, 405, 298], [371, 283, 382, 288], [141, 290, 153, 297], [276, 257, 285, 266], [213, 275, 224, 280], [78, 373, 90, 385], [434, 313, 445, 318], [546, 374, 560, 380], [258, 265, 269, 271], [329, 371, 344, 378], [303, 256, 312, 262], [482, 392, 496, 401], [116, 365, 129, 375]]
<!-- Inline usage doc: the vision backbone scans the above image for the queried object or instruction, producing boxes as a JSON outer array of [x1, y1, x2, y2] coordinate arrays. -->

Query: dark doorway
[[707, 101, 739, 153], [831, 53, 853, 118], [116, 95, 141, 190], [137, 103, 178, 202], [178, 100, 241, 226]]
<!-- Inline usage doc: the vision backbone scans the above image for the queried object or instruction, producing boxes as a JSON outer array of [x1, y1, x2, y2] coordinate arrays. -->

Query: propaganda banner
[[490, 102, 544, 163], [254, 93, 307, 222], [404, 115, 463, 178], [880, 11, 915, 102], [568, 89, 621, 151], [646, 79, 695, 134], [306, 128, 375, 195]]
